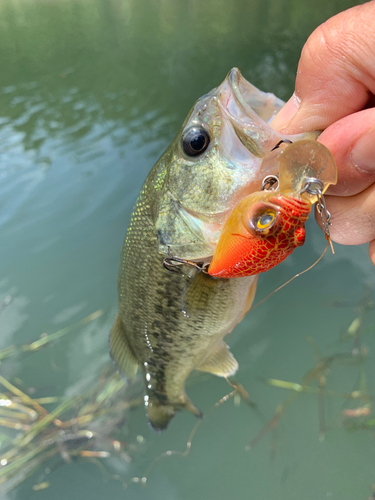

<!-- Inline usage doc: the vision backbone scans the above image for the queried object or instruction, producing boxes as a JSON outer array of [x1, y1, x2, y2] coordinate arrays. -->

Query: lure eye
[[256, 211, 276, 230], [242, 204, 279, 236], [182, 127, 210, 157]]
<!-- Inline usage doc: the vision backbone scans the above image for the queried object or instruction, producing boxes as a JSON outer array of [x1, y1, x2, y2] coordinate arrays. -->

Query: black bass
[[110, 68, 315, 431]]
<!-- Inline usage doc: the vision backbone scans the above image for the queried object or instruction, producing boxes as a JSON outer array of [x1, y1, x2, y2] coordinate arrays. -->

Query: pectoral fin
[[109, 315, 138, 379], [196, 341, 239, 377], [238, 276, 258, 322]]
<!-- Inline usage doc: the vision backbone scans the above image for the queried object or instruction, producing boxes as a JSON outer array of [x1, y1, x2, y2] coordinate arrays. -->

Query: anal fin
[[196, 341, 238, 377], [109, 314, 139, 379]]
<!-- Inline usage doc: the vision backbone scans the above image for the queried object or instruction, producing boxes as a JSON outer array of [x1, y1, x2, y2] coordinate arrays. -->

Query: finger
[[315, 182, 375, 245], [317, 108, 375, 196], [272, 2, 375, 133]]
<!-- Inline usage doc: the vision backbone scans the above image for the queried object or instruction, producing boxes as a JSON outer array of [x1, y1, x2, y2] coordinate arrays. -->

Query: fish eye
[[256, 211, 276, 230], [182, 127, 210, 157]]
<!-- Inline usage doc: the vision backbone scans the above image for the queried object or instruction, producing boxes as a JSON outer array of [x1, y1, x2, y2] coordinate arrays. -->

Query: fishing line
[[247, 180, 335, 312], [132, 390, 237, 486], [245, 175, 335, 311], [248, 239, 331, 313]]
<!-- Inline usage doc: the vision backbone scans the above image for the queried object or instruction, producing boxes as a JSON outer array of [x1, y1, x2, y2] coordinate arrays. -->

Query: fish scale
[[112, 162, 256, 430]]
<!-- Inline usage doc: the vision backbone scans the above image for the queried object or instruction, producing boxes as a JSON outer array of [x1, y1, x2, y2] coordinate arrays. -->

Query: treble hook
[[300, 177, 334, 254], [270, 139, 293, 152], [163, 247, 210, 274], [261, 140, 293, 191]]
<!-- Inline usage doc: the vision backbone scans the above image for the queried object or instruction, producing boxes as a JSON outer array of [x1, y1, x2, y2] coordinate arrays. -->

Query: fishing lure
[[208, 140, 337, 278]]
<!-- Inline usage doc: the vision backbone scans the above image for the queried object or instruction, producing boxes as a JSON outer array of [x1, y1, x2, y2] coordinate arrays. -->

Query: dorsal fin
[[109, 315, 139, 379], [196, 341, 238, 377]]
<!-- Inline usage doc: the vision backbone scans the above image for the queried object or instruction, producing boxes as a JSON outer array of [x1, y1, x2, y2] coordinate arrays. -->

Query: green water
[[1, 0, 374, 498]]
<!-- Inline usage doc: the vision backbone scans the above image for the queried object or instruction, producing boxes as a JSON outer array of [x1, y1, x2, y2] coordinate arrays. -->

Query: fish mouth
[[218, 68, 283, 158], [217, 68, 318, 159], [225, 68, 284, 124]]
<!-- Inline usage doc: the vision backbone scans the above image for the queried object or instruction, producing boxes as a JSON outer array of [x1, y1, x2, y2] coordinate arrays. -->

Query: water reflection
[[0, 0, 360, 148]]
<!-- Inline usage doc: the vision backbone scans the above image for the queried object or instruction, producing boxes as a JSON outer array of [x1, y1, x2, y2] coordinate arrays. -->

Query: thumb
[[272, 2, 375, 133]]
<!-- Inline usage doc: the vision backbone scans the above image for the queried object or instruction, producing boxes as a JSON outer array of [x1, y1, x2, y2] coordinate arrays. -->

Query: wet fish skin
[[110, 69, 317, 431], [111, 161, 258, 430]]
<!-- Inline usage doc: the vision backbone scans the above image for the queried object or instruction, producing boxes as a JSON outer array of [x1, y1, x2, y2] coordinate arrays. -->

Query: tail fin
[[147, 395, 203, 432]]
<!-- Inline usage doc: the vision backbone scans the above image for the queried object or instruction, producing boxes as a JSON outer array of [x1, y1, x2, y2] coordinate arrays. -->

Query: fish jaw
[[208, 195, 311, 278], [217, 68, 283, 158]]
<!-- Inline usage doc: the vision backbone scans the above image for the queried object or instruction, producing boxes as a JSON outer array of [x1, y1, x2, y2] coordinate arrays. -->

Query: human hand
[[271, 1, 375, 264]]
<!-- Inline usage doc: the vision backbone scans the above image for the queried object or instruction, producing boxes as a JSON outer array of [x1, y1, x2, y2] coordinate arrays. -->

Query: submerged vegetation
[[0, 311, 143, 493], [136, 288, 375, 487], [248, 288, 375, 449], [1, 290, 372, 493], [0, 290, 375, 493]]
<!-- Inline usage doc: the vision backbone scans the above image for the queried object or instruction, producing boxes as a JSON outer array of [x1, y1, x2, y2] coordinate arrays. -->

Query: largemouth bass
[[110, 68, 316, 431], [208, 141, 337, 278]]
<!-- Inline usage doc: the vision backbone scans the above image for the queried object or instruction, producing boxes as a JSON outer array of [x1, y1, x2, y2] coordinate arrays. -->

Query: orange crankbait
[[208, 140, 337, 278]]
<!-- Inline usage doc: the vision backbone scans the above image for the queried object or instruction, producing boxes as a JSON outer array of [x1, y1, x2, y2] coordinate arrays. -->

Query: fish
[[208, 140, 337, 278], [109, 68, 317, 431]]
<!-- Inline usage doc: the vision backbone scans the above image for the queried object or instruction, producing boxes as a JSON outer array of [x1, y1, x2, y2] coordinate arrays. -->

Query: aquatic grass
[[246, 295, 375, 450], [261, 377, 371, 401], [1, 297, 374, 491], [0, 371, 143, 492], [14, 397, 83, 449], [0, 310, 104, 362], [0, 375, 49, 416], [0, 310, 143, 493]]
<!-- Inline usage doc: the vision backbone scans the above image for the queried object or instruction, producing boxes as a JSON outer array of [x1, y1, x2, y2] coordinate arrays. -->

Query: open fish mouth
[[217, 68, 318, 160], [217, 68, 284, 158], [224, 68, 285, 124]]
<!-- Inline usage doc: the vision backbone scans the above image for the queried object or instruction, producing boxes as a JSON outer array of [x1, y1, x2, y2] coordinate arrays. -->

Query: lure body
[[208, 192, 311, 278]]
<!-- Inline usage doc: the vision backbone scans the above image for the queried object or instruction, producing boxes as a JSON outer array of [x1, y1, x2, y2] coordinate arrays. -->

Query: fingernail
[[351, 127, 375, 173], [271, 93, 301, 131]]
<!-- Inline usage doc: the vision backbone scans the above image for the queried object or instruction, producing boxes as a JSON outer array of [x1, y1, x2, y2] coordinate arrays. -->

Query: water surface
[[0, 0, 373, 499]]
